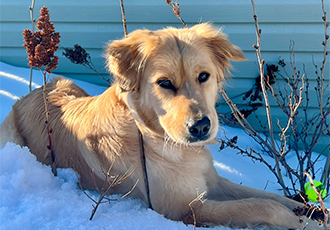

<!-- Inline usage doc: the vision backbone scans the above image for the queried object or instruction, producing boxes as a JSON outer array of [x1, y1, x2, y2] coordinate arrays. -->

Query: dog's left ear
[[105, 30, 158, 91], [192, 23, 246, 82]]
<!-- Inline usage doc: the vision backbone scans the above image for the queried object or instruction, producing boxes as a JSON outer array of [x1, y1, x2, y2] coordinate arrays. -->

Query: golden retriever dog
[[0, 23, 327, 229]]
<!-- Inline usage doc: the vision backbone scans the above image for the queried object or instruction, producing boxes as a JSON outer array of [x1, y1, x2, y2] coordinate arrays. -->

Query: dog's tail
[[0, 109, 24, 148]]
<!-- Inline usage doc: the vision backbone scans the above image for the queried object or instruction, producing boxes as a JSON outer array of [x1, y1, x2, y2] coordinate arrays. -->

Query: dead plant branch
[[120, 0, 128, 37], [28, 0, 35, 92], [87, 163, 138, 221], [188, 191, 207, 230], [165, 0, 187, 28], [304, 172, 329, 230], [251, 0, 276, 150]]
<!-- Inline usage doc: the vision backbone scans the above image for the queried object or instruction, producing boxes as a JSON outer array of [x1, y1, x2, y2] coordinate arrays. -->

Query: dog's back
[[0, 77, 139, 191], [0, 77, 89, 153]]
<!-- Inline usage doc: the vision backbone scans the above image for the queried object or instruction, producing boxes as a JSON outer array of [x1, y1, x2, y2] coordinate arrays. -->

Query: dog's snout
[[188, 117, 211, 140]]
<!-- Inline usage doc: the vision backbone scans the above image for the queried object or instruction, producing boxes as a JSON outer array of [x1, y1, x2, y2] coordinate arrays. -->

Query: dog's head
[[106, 23, 245, 146]]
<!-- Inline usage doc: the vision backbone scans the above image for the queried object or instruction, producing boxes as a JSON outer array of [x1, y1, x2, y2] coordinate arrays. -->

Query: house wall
[[0, 0, 329, 153]]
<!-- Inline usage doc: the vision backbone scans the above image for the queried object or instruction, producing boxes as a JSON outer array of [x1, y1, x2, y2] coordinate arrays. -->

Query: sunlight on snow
[[0, 90, 19, 100], [213, 161, 243, 177], [0, 71, 41, 88]]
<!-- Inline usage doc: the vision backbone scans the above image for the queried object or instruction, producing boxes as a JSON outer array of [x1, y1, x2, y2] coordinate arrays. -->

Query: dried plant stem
[[165, 0, 187, 28], [119, 0, 128, 37], [304, 172, 329, 230], [118, 0, 152, 210], [23, 6, 60, 174], [220, 89, 278, 160], [220, 89, 291, 196], [86, 61, 112, 85], [321, 155, 330, 194], [320, 0, 328, 118], [82, 160, 138, 221], [251, 0, 276, 150], [319, 0, 330, 192], [251, 0, 287, 196], [28, 0, 35, 92], [188, 191, 207, 230], [277, 73, 305, 152], [41, 70, 56, 175]]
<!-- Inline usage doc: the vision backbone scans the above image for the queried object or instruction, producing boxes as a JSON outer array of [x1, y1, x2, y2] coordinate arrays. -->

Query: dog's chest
[[146, 147, 212, 217]]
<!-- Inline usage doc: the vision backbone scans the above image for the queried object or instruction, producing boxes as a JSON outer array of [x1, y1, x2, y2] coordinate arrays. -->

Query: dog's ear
[[105, 30, 158, 91], [192, 23, 246, 82]]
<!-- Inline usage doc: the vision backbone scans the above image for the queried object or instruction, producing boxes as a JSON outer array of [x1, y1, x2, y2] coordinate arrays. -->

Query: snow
[[0, 62, 328, 230]]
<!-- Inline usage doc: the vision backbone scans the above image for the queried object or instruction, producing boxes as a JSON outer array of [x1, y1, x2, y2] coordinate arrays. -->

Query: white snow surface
[[0, 62, 328, 230]]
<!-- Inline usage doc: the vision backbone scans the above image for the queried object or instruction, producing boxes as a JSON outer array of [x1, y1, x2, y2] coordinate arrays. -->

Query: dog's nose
[[188, 117, 211, 140]]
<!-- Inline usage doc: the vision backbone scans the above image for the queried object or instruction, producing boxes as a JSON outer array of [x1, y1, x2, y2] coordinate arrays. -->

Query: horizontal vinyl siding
[[0, 0, 329, 152]]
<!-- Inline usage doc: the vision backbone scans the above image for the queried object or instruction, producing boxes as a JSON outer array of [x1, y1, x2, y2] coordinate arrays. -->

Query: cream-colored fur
[[0, 24, 327, 229]]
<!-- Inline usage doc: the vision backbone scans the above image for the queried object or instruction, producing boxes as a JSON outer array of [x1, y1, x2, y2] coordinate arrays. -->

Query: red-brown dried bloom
[[23, 6, 60, 74]]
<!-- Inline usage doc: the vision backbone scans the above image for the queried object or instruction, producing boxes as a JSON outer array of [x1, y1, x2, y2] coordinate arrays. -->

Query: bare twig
[[319, 0, 330, 193], [251, 0, 276, 150], [304, 172, 329, 230], [86, 161, 138, 221], [165, 0, 187, 28], [220, 88, 291, 196], [188, 191, 207, 230], [250, 1, 288, 195], [119, 0, 128, 37], [40, 69, 56, 175], [28, 0, 35, 92], [276, 71, 305, 152], [320, 0, 329, 119]]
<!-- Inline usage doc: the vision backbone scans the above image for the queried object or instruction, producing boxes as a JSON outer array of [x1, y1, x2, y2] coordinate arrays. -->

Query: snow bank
[[0, 143, 201, 230]]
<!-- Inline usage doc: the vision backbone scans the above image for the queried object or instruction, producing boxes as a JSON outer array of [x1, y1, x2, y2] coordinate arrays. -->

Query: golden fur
[[0, 24, 327, 229]]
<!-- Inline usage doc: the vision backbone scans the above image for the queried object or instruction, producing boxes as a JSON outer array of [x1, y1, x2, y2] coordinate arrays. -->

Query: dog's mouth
[[185, 132, 218, 146], [187, 134, 211, 144]]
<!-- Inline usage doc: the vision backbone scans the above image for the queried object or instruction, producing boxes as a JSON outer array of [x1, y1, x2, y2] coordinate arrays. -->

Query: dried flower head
[[63, 44, 91, 65], [23, 6, 60, 74]]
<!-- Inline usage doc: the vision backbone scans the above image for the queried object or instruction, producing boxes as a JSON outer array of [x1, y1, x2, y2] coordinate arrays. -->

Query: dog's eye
[[157, 79, 176, 92], [198, 72, 210, 83]]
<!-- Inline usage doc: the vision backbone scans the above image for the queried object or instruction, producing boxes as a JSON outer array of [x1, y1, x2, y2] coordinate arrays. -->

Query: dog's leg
[[184, 197, 323, 230], [206, 166, 303, 210], [206, 167, 329, 228], [0, 110, 24, 148]]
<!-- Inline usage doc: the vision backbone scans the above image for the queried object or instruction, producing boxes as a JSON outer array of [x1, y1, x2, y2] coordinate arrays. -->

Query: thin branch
[[251, 0, 276, 150], [304, 172, 329, 230], [251, 0, 288, 197], [119, 0, 128, 37], [188, 191, 207, 230], [87, 162, 138, 221], [320, 0, 329, 119], [28, 0, 35, 92], [165, 0, 187, 28], [41, 69, 56, 175], [277, 73, 305, 152]]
